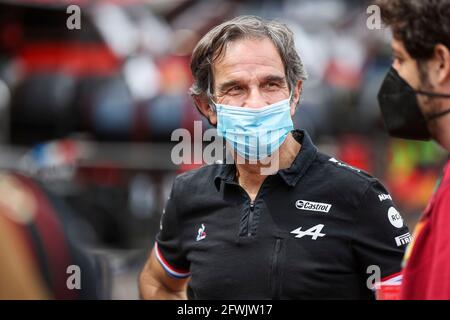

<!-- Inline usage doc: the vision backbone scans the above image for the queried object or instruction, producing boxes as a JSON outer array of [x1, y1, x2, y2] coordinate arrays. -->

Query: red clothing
[[401, 159, 450, 299]]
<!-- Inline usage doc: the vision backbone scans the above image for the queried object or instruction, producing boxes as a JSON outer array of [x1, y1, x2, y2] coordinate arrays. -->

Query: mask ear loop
[[415, 90, 450, 98], [290, 89, 301, 116], [206, 73, 217, 113], [414, 89, 450, 121], [206, 76, 230, 161], [208, 97, 217, 113], [425, 108, 450, 121], [288, 91, 293, 103]]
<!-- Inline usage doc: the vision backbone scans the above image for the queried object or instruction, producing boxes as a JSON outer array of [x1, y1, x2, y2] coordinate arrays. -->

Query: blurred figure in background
[[0, 171, 100, 299], [376, 0, 450, 299]]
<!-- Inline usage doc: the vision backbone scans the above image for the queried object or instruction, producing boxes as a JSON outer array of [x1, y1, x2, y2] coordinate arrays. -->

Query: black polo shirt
[[154, 130, 410, 299]]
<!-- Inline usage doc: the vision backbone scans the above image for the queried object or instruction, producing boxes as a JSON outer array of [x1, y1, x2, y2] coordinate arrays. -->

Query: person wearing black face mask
[[376, 0, 450, 300], [378, 67, 450, 141]]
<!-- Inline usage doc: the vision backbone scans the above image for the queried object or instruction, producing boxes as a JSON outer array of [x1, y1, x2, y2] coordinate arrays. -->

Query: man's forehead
[[212, 38, 285, 81]]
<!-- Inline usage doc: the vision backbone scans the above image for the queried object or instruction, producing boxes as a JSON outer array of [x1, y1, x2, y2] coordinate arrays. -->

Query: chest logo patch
[[291, 224, 326, 240], [196, 223, 207, 241], [295, 200, 332, 213]]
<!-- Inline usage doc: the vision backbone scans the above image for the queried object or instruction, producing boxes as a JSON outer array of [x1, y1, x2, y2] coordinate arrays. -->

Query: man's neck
[[434, 115, 450, 152], [431, 100, 450, 152], [234, 133, 301, 200]]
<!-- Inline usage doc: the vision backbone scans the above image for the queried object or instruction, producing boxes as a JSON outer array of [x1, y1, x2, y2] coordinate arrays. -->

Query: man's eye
[[264, 82, 280, 90], [228, 86, 243, 94]]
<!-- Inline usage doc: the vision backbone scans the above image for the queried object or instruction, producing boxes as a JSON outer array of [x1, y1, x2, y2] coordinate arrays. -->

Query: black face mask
[[377, 67, 450, 141]]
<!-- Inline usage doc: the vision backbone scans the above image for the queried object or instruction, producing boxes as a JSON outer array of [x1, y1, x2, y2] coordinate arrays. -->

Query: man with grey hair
[[139, 15, 409, 299]]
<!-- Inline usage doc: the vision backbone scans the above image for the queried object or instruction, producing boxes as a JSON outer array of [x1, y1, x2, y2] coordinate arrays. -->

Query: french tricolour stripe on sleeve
[[380, 272, 402, 285], [154, 242, 191, 279]]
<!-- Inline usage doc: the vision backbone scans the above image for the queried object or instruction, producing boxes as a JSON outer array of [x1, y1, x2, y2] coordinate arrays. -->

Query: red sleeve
[[426, 183, 450, 299]]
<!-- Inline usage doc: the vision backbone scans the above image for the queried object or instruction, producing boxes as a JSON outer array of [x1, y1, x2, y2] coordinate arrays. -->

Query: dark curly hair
[[376, 0, 450, 61]]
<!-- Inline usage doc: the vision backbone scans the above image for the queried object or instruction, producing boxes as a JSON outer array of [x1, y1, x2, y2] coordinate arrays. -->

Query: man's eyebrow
[[216, 75, 287, 92], [261, 75, 286, 84]]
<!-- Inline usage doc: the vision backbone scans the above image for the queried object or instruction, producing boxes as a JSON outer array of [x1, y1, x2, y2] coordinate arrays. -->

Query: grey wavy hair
[[189, 15, 308, 99]]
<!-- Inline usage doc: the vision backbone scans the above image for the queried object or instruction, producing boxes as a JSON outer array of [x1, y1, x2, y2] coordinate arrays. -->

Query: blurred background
[[0, 0, 447, 299]]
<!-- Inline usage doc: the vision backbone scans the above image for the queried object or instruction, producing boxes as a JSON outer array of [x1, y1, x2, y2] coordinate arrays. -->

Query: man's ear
[[193, 94, 217, 126], [290, 80, 303, 117], [433, 44, 450, 86]]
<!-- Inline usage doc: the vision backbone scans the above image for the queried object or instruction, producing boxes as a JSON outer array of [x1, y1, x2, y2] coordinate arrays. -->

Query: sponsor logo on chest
[[295, 200, 332, 213]]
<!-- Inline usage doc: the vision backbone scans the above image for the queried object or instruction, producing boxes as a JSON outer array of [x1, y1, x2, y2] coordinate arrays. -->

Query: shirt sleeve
[[417, 181, 450, 298], [352, 180, 410, 283], [154, 178, 190, 279]]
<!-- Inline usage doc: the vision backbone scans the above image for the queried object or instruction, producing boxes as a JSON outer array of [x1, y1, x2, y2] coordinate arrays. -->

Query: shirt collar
[[443, 156, 450, 183], [214, 130, 318, 189]]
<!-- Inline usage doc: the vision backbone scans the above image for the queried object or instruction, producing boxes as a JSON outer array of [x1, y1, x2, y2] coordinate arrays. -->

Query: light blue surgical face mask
[[211, 94, 294, 161]]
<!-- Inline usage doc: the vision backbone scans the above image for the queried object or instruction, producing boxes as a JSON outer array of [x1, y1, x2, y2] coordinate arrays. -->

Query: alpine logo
[[295, 200, 332, 213], [395, 232, 412, 247], [291, 224, 326, 240]]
